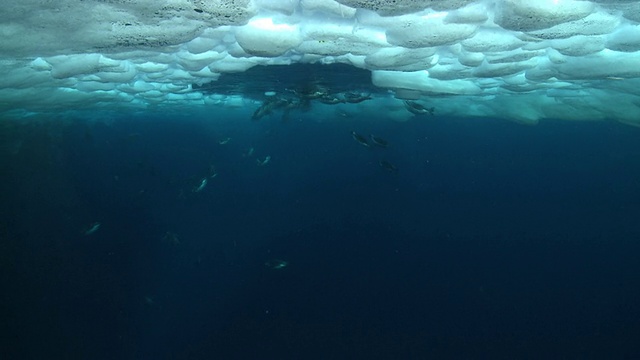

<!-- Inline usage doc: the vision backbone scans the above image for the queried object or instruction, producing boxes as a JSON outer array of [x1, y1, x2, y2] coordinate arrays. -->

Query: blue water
[[2, 109, 640, 359]]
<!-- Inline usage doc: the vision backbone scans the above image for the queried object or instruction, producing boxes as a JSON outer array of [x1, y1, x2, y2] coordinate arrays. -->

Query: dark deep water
[[2, 111, 640, 359]]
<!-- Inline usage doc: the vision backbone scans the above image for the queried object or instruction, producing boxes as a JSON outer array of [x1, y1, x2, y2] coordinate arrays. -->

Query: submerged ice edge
[[1, 0, 640, 124]]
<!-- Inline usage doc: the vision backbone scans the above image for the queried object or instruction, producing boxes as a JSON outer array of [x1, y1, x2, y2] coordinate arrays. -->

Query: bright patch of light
[[248, 18, 295, 32], [373, 31, 387, 43], [421, 12, 448, 20]]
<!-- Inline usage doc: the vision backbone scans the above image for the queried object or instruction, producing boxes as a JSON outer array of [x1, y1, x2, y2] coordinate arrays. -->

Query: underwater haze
[[2, 99, 640, 359]]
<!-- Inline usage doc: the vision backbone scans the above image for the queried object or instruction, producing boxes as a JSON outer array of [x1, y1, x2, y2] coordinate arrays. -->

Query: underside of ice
[[1, 0, 640, 124]]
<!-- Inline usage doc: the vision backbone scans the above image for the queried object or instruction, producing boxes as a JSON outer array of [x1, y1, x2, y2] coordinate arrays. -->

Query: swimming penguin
[[403, 100, 435, 116], [83, 222, 101, 236], [256, 155, 271, 166], [370, 134, 389, 148], [193, 177, 208, 192], [319, 94, 344, 105], [351, 131, 370, 147], [265, 259, 288, 269], [343, 92, 372, 104], [379, 160, 398, 173]]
